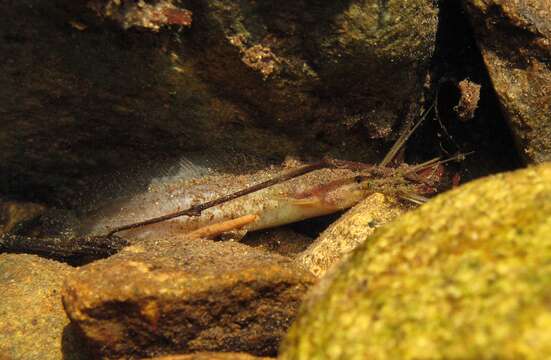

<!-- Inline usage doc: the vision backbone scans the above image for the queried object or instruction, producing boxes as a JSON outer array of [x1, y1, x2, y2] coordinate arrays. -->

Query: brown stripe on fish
[[290, 175, 369, 200]]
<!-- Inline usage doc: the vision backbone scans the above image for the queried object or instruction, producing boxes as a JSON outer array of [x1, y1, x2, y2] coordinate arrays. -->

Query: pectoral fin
[[187, 214, 259, 239]]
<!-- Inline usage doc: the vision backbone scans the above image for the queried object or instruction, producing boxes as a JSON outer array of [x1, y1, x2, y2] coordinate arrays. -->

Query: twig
[[379, 103, 435, 167]]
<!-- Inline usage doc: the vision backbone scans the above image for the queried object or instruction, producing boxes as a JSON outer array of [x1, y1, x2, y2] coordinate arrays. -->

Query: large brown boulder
[[0, 0, 438, 205], [464, 0, 551, 163], [62, 237, 315, 359]]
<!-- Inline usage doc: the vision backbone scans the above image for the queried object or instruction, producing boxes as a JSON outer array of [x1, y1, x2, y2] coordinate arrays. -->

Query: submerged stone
[[62, 237, 315, 359], [0, 254, 85, 360], [295, 193, 407, 278], [188, 0, 438, 159], [280, 163, 551, 359], [0, 200, 46, 236], [464, 0, 551, 163]]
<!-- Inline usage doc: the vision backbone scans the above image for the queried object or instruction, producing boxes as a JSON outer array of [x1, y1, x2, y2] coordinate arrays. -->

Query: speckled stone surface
[[281, 163, 551, 359], [62, 237, 315, 359], [189, 0, 438, 148], [295, 193, 407, 277], [0, 253, 86, 360], [464, 0, 551, 163]]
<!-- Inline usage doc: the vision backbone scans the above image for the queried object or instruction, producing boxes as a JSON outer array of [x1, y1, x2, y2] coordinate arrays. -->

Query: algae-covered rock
[[464, 0, 551, 163], [295, 193, 407, 277], [62, 237, 315, 359], [280, 163, 551, 359], [0, 254, 86, 360]]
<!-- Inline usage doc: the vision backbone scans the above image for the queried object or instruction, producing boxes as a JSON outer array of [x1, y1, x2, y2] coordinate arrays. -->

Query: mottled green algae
[[280, 164, 551, 359]]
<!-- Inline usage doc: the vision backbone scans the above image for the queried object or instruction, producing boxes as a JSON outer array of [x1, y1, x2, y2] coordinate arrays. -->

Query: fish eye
[[354, 175, 366, 183]]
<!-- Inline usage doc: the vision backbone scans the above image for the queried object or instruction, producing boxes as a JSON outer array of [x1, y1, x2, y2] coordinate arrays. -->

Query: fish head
[[321, 175, 373, 210]]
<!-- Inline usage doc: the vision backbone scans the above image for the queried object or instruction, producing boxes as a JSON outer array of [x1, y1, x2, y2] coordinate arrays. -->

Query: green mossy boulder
[[281, 163, 551, 359]]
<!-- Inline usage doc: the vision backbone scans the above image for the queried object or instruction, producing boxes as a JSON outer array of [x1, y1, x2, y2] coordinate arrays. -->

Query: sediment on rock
[[0, 0, 439, 207]]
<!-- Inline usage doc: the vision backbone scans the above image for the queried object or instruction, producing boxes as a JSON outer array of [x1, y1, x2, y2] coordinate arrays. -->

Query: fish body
[[86, 166, 371, 241]]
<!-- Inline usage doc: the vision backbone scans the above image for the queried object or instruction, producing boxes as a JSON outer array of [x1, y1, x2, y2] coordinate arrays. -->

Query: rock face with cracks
[[464, 0, 551, 163], [0, 254, 85, 360], [62, 237, 315, 359], [280, 163, 551, 359]]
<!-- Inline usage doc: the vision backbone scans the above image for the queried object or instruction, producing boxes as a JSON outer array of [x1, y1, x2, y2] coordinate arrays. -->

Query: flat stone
[[281, 163, 551, 359], [464, 0, 551, 163], [62, 237, 315, 359], [0, 253, 86, 360], [294, 193, 407, 277]]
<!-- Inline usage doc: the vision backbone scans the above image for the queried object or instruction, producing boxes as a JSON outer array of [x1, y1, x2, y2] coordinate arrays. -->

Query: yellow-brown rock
[[295, 193, 407, 278], [0, 254, 85, 360], [281, 163, 551, 359], [62, 237, 315, 359]]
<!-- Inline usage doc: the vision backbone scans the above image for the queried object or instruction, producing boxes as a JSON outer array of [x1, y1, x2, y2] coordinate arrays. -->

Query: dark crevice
[[406, 0, 522, 182]]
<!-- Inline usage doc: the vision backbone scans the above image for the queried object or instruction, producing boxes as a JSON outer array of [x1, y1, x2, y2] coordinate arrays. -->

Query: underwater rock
[[464, 0, 551, 163], [187, 0, 438, 157], [294, 193, 407, 278], [0, 200, 46, 236], [0, 0, 298, 205], [280, 163, 551, 359], [0, 0, 438, 204], [62, 237, 315, 359], [145, 352, 272, 360], [88, 0, 193, 30], [0, 254, 86, 360]]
